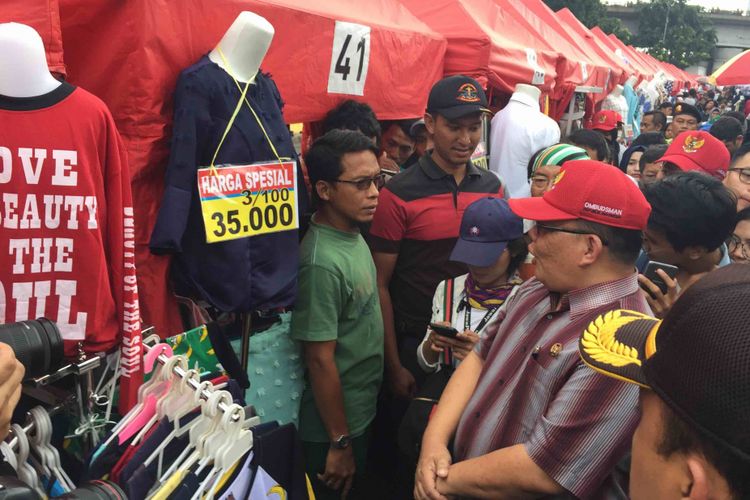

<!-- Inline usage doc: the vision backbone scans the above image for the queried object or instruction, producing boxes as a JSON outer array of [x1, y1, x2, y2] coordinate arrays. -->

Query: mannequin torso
[[0, 23, 60, 97], [512, 83, 541, 105], [208, 12, 274, 83]]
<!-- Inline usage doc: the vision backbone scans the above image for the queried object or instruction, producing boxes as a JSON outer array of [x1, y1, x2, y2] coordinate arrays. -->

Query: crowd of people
[[1, 73, 749, 500], [290, 74, 750, 500]]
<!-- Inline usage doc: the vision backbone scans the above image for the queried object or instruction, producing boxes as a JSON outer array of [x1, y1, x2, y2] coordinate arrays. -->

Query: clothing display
[[150, 55, 308, 313], [0, 81, 140, 356], [291, 218, 384, 443], [488, 91, 560, 198], [77, 348, 312, 500], [0, 80, 142, 410], [623, 80, 640, 137], [230, 312, 305, 426]]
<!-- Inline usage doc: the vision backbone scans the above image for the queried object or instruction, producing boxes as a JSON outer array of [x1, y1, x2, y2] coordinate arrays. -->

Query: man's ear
[[424, 113, 436, 135], [683, 455, 710, 500], [579, 234, 604, 267], [682, 245, 707, 261], [316, 180, 333, 202]]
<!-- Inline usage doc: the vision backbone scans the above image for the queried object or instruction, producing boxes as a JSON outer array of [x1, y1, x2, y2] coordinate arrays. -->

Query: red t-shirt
[[0, 82, 142, 410]]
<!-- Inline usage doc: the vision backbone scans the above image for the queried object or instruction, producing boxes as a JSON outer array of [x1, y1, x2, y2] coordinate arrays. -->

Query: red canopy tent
[[512, 0, 620, 97], [58, 0, 448, 335], [402, 0, 558, 98], [589, 26, 651, 81], [554, 8, 632, 86], [499, 0, 615, 120], [2, 0, 65, 75]]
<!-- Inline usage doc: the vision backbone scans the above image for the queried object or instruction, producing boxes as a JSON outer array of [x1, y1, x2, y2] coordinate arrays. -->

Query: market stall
[[58, 0, 448, 335]]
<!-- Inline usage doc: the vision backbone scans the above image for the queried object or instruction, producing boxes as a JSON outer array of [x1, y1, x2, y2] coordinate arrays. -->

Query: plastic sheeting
[[1, 0, 65, 75], [59, 0, 447, 335]]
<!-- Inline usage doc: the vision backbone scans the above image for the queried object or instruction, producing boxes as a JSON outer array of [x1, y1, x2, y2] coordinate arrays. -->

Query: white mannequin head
[[208, 12, 274, 83], [625, 75, 637, 87], [0, 22, 60, 97], [514, 84, 541, 101]]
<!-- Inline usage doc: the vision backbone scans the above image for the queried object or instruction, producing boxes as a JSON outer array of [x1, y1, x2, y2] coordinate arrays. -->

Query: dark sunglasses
[[332, 173, 386, 191], [535, 223, 609, 246]]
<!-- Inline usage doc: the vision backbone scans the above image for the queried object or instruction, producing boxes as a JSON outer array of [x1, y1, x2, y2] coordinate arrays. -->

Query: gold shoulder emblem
[[581, 310, 644, 367]]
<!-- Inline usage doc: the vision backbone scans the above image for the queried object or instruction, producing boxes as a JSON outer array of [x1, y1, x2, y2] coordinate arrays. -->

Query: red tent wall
[[591, 26, 651, 81], [555, 8, 632, 86], [513, 0, 618, 99], [1, 0, 65, 76], [59, 0, 447, 335], [403, 0, 558, 96]]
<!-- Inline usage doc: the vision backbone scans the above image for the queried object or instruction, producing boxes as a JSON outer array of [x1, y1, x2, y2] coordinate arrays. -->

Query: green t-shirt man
[[291, 218, 384, 442]]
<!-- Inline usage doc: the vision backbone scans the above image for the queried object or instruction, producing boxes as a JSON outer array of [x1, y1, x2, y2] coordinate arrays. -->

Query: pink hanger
[[117, 343, 173, 444]]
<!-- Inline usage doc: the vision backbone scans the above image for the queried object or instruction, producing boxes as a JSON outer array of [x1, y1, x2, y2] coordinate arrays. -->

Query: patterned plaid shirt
[[453, 274, 650, 499]]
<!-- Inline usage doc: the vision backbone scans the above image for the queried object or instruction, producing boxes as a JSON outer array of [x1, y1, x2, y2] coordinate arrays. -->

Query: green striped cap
[[531, 144, 589, 176]]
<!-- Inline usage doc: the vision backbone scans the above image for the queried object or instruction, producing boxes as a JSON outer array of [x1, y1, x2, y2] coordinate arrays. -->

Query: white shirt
[[488, 92, 560, 199]]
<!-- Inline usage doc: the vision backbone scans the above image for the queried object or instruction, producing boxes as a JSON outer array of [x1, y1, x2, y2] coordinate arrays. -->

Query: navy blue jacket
[[150, 55, 307, 312]]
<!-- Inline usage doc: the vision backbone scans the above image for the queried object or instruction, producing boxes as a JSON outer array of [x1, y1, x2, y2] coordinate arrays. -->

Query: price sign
[[197, 161, 298, 244], [580, 62, 589, 82], [328, 21, 371, 96], [524, 48, 545, 86], [471, 141, 488, 170]]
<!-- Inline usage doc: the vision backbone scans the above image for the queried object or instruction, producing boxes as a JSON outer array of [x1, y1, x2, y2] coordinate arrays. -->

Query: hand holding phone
[[641, 261, 679, 295], [428, 322, 459, 338], [638, 261, 679, 319]]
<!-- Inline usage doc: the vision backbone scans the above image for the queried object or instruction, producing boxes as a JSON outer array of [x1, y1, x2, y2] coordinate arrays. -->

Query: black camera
[[0, 477, 126, 499], [0, 319, 64, 380]]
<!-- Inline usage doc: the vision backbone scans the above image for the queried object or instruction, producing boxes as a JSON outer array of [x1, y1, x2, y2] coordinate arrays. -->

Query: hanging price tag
[[328, 21, 371, 96], [524, 48, 545, 86], [197, 161, 298, 243]]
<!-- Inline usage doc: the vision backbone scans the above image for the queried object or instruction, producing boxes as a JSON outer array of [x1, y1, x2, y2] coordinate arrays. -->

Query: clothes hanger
[[152, 389, 233, 493], [11, 423, 45, 498], [130, 355, 189, 446], [143, 369, 204, 478], [27, 407, 74, 492], [109, 343, 174, 447], [194, 404, 256, 500]]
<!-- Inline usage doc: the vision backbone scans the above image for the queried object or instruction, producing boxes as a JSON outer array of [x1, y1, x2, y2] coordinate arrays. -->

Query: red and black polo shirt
[[369, 153, 504, 338]]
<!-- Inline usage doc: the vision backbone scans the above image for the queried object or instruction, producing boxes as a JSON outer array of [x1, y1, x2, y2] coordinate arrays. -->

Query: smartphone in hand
[[641, 261, 679, 295], [429, 323, 459, 338]]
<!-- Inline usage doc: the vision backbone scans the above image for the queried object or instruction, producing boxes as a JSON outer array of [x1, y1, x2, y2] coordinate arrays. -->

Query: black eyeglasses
[[727, 234, 750, 260], [728, 168, 750, 185], [332, 173, 386, 191], [535, 223, 609, 246]]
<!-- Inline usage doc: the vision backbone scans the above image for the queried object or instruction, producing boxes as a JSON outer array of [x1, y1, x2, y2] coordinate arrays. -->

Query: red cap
[[660, 131, 729, 179], [509, 160, 651, 230], [588, 109, 622, 132]]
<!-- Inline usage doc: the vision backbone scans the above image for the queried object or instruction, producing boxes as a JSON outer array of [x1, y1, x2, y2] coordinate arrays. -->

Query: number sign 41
[[328, 21, 371, 96]]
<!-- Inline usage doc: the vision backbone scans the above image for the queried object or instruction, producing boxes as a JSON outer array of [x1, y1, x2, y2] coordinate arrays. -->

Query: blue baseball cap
[[450, 197, 524, 267]]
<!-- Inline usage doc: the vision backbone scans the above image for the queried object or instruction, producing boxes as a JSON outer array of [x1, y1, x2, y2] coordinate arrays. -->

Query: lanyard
[[209, 47, 286, 172], [463, 299, 500, 334]]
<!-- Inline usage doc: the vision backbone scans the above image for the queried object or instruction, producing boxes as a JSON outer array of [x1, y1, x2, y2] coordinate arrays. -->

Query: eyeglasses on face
[[728, 167, 750, 185], [727, 234, 750, 260], [534, 223, 609, 246], [332, 173, 386, 191], [530, 176, 553, 189]]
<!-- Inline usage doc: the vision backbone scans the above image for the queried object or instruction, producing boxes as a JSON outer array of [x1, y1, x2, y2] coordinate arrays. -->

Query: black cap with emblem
[[426, 75, 490, 120], [579, 264, 750, 463]]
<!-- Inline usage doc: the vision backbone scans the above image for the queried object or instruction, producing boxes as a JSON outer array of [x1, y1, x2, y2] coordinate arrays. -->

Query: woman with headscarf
[[619, 145, 647, 180]]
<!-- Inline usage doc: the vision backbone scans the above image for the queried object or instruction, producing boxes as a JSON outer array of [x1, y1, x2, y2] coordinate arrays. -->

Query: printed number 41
[[335, 34, 366, 82]]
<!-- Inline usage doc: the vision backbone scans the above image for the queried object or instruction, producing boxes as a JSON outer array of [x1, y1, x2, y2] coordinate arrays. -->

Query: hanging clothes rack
[[5, 403, 66, 451], [143, 343, 241, 421]]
